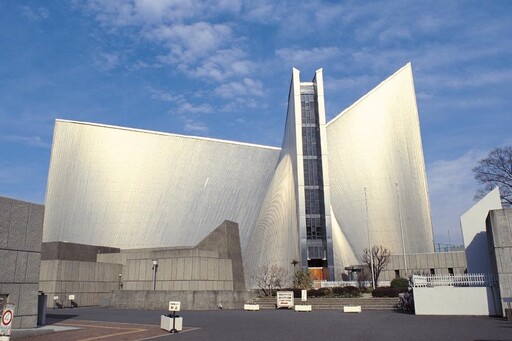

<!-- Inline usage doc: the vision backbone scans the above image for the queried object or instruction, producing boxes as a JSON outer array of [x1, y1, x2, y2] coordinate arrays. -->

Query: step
[[252, 297, 397, 310]]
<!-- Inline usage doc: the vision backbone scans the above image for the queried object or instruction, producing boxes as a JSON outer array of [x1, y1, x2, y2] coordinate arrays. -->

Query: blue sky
[[1, 1, 511, 245]]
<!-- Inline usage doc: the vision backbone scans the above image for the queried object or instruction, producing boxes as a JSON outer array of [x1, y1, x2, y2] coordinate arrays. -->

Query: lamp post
[[395, 182, 408, 276], [152, 260, 158, 290], [364, 187, 376, 289], [118, 273, 122, 290]]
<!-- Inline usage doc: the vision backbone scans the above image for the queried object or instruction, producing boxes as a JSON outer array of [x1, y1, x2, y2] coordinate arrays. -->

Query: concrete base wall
[[42, 242, 120, 262], [380, 251, 467, 281], [39, 221, 246, 308], [487, 208, 512, 317], [118, 249, 234, 291], [415, 286, 501, 316], [110, 290, 252, 310], [0, 197, 44, 329], [39, 260, 123, 308]]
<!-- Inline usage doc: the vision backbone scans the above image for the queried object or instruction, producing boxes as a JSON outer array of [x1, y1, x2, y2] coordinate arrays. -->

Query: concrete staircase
[[252, 297, 398, 311]]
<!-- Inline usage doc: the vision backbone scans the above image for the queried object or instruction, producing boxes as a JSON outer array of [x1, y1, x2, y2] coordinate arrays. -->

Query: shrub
[[293, 269, 314, 289], [332, 286, 361, 298], [307, 289, 319, 297], [291, 288, 303, 298], [316, 287, 332, 297], [372, 287, 403, 297], [390, 277, 409, 289]]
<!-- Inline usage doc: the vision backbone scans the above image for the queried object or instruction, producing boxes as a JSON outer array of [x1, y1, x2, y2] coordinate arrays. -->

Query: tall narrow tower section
[[291, 68, 334, 280]]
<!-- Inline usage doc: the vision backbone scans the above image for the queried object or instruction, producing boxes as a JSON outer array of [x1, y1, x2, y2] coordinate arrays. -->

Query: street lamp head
[[152, 260, 158, 266]]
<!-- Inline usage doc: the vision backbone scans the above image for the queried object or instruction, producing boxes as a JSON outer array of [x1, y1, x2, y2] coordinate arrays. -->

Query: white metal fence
[[412, 273, 498, 288]]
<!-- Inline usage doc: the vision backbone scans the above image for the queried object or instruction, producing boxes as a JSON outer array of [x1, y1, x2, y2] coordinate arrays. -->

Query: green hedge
[[279, 286, 362, 298], [307, 289, 319, 297], [390, 277, 409, 289], [332, 286, 361, 298], [372, 287, 406, 297]]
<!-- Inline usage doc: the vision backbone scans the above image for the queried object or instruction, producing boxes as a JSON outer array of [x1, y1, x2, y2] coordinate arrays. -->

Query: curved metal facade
[[43, 64, 434, 284], [326, 63, 434, 277], [44, 121, 280, 253]]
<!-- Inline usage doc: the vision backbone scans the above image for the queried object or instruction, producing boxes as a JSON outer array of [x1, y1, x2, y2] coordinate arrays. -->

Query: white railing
[[412, 273, 497, 288]]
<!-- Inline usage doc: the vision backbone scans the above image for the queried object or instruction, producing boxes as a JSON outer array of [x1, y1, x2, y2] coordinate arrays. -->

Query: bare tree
[[251, 264, 286, 296], [361, 245, 391, 287], [473, 145, 512, 207]]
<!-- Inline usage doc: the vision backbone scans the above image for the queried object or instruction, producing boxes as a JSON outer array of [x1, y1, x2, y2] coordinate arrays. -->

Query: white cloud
[[325, 74, 377, 93], [215, 78, 264, 98], [183, 119, 209, 134], [85, 0, 241, 27], [426, 149, 487, 245], [185, 48, 255, 82], [242, 0, 285, 23], [20, 5, 49, 20], [147, 87, 185, 103], [0, 164, 37, 185], [85, 0, 195, 26], [0, 135, 50, 148], [82, 2, 253, 84], [150, 22, 233, 63], [93, 52, 120, 71], [276, 47, 340, 66], [177, 102, 213, 114], [377, 26, 412, 43], [419, 68, 512, 91]]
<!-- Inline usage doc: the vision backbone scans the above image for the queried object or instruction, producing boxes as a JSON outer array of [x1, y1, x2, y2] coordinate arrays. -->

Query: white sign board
[[0, 303, 15, 337], [276, 291, 294, 308], [168, 301, 181, 312], [69, 295, 75, 300], [301, 289, 307, 302]]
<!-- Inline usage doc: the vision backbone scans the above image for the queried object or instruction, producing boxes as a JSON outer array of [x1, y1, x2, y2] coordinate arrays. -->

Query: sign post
[[161, 301, 182, 333], [0, 303, 15, 341], [168, 301, 180, 333], [276, 291, 294, 309]]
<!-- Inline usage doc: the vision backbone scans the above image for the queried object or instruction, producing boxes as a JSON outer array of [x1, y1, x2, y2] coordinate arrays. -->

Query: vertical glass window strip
[[301, 89, 326, 244]]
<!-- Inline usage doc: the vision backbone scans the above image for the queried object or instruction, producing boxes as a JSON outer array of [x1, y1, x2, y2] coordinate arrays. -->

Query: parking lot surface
[[13, 307, 512, 340]]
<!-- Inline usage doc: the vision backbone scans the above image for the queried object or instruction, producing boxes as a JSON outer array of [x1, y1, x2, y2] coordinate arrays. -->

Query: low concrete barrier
[[295, 305, 312, 312], [343, 305, 361, 313], [244, 304, 260, 311]]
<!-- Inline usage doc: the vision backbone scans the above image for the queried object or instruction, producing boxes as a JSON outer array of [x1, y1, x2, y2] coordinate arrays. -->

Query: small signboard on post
[[168, 301, 181, 312], [162, 301, 182, 333], [276, 291, 294, 309], [0, 303, 15, 340], [301, 290, 307, 302], [68, 295, 75, 300]]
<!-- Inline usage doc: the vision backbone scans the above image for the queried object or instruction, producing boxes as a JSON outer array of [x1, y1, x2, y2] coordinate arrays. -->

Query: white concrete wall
[[460, 187, 502, 273], [415, 286, 501, 316]]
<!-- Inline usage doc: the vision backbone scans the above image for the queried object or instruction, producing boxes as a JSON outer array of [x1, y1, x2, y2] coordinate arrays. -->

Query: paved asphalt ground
[[13, 307, 512, 341]]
